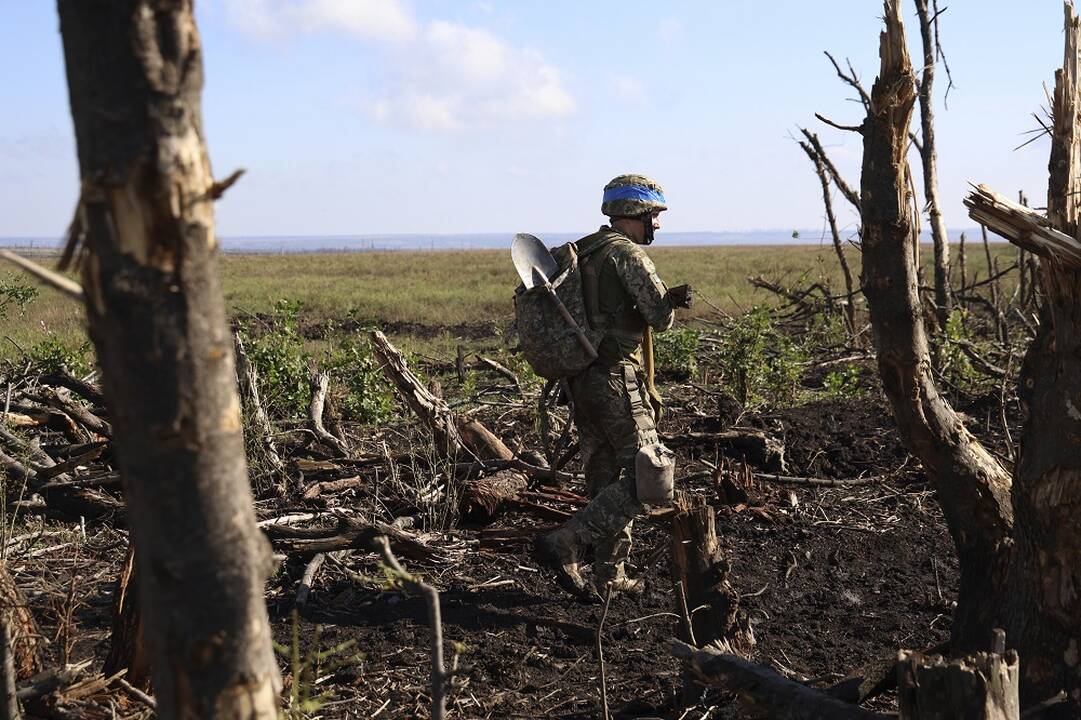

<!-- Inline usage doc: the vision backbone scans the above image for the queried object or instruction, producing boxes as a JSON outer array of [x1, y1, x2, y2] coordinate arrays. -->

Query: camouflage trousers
[[564, 362, 658, 583]]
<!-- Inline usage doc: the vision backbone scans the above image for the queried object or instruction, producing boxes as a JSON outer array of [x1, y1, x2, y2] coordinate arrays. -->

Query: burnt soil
[[257, 372, 958, 718], [10, 332, 973, 719]]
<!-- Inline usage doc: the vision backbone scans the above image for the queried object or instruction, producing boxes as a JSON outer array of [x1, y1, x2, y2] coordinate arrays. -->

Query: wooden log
[[460, 471, 529, 524], [670, 641, 889, 720], [897, 640, 1019, 719], [661, 429, 786, 472], [265, 516, 439, 563], [102, 544, 149, 690]]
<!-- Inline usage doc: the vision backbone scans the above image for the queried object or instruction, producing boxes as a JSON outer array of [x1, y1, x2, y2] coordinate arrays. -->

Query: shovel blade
[[512, 233, 559, 289]]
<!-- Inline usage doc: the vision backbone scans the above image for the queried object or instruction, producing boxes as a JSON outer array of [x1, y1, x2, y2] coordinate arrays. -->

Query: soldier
[[534, 174, 692, 600]]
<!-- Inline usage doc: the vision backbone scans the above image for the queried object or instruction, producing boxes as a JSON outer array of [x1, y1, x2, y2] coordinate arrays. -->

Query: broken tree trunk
[[670, 497, 754, 700], [897, 631, 1019, 720], [859, 0, 1013, 652], [958, 4, 1081, 706], [913, 0, 952, 329], [56, 2, 281, 717]]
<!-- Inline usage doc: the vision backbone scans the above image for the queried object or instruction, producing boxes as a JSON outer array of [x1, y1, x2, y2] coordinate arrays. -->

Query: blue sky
[[0, 1, 1068, 238]]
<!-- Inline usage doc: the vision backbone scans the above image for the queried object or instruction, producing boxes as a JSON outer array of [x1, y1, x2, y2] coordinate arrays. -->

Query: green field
[[0, 242, 1021, 361]]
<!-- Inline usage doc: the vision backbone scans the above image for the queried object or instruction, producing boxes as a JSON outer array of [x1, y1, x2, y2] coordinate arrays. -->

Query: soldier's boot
[[593, 523, 644, 597], [533, 526, 593, 601]]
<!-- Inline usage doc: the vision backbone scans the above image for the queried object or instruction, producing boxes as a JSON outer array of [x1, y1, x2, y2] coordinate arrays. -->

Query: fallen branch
[[670, 641, 889, 720], [377, 536, 448, 720], [308, 372, 348, 457]]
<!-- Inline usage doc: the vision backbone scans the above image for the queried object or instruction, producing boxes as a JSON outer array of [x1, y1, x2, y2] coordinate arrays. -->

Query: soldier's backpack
[[513, 239, 616, 380]]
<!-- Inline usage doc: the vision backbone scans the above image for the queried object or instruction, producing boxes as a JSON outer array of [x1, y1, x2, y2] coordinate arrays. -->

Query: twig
[[596, 582, 614, 720], [296, 552, 326, 607], [118, 677, 156, 709], [377, 536, 447, 720], [676, 580, 697, 647]]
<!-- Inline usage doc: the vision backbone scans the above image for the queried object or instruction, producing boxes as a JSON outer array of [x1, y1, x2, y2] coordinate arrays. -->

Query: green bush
[[240, 299, 393, 424], [654, 326, 700, 377], [0, 275, 37, 319], [323, 335, 394, 424], [823, 364, 863, 398], [719, 307, 806, 407], [26, 337, 93, 376]]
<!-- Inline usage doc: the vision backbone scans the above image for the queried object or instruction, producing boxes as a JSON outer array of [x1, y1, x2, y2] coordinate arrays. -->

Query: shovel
[[512, 233, 597, 361]]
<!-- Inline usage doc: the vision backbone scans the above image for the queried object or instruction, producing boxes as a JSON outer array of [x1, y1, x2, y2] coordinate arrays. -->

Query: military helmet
[[601, 174, 667, 217]]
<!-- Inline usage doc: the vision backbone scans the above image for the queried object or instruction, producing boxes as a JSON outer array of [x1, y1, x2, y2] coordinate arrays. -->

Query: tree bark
[[102, 544, 150, 691], [56, 2, 282, 717], [859, 0, 1014, 652], [897, 643, 1020, 720], [913, 0, 952, 328], [1005, 3, 1081, 705]]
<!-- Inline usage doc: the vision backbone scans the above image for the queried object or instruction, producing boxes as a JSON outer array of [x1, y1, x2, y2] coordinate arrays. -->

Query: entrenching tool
[[512, 233, 597, 361]]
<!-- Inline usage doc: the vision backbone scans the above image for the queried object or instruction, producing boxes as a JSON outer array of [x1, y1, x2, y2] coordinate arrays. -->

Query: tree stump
[[897, 634, 1019, 720], [0, 562, 40, 681], [670, 496, 754, 700]]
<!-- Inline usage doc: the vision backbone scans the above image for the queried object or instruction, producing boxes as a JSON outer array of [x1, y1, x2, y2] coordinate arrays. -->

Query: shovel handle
[[541, 286, 598, 360]]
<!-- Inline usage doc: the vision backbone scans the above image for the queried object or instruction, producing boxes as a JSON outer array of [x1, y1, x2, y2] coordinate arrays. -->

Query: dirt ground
[[6, 326, 975, 719], [265, 386, 959, 718]]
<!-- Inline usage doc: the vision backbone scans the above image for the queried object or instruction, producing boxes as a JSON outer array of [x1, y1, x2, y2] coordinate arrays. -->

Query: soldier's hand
[[667, 284, 693, 309]]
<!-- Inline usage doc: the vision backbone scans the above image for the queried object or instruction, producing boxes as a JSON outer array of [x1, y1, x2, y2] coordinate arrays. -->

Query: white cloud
[[227, 0, 415, 43], [225, 0, 574, 131]]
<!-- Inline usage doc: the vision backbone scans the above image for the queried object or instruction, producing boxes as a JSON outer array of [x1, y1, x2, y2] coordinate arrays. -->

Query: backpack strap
[[579, 238, 624, 331]]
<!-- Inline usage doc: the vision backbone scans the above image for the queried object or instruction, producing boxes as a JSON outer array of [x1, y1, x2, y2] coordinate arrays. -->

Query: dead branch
[[965, 184, 1081, 267], [308, 372, 348, 457], [670, 641, 889, 720], [801, 128, 862, 212], [377, 536, 448, 720], [265, 516, 439, 563]]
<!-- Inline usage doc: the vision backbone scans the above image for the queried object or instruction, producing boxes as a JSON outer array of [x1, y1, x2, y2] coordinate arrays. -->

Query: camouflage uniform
[[559, 226, 674, 587]]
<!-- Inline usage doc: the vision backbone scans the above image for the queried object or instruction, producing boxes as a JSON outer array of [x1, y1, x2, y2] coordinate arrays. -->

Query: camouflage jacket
[[577, 226, 674, 368]]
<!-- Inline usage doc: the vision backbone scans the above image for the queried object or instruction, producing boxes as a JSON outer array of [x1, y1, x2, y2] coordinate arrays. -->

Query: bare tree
[[797, 132, 857, 334], [862, 1, 1081, 709], [55, 2, 282, 717], [913, 0, 953, 328]]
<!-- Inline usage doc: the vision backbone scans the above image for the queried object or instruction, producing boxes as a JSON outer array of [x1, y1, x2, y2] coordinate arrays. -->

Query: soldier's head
[[602, 174, 667, 245]]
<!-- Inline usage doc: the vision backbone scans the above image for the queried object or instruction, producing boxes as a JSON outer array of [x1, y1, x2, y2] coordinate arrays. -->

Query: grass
[[0, 242, 1022, 361]]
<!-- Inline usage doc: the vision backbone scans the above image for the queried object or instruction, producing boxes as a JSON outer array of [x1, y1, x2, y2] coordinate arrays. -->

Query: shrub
[[719, 307, 805, 407], [654, 326, 700, 378]]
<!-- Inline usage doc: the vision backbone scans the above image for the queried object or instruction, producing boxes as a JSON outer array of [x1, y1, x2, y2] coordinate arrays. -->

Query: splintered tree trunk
[[1004, 4, 1081, 704], [897, 642, 1020, 720], [859, 0, 1013, 651], [56, 2, 281, 717], [670, 497, 754, 701], [914, 0, 952, 329]]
